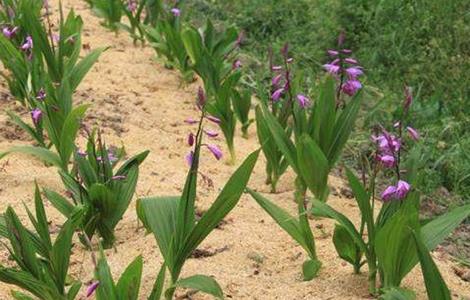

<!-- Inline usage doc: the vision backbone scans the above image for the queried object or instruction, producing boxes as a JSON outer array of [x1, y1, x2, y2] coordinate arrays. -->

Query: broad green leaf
[[58, 104, 89, 166], [116, 256, 143, 300], [137, 196, 179, 266], [148, 264, 166, 300], [311, 200, 367, 253], [51, 220, 75, 294], [345, 168, 373, 236], [68, 47, 107, 91], [11, 290, 34, 300], [312, 76, 336, 152], [380, 287, 416, 300], [411, 230, 451, 300], [95, 253, 117, 299], [43, 189, 75, 217], [0, 146, 62, 168], [177, 150, 259, 266], [326, 90, 362, 165], [332, 224, 362, 267], [302, 259, 321, 281], [296, 134, 329, 201], [174, 275, 223, 299], [246, 188, 307, 250]]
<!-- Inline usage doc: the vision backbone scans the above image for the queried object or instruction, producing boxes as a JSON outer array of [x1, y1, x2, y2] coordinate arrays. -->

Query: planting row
[[0, 0, 468, 299]]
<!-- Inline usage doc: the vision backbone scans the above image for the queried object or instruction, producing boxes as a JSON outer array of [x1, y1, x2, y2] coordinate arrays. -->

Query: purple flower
[[378, 154, 395, 168], [406, 126, 419, 141], [344, 57, 358, 65], [21, 36, 33, 51], [396, 180, 410, 199], [206, 144, 222, 160], [185, 118, 198, 124], [381, 185, 397, 201], [287, 57, 294, 63], [36, 88, 46, 101], [272, 74, 282, 87], [2, 26, 18, 39], [86, 281, 100, 297], [271, 88, 284, 102], [327, 49, 339, 56], [127, 0, 137, 12], [197, 87, 206, 108], [373, 132, 400, 154], [171, 8, 181, 17], [341, 49, 352, 55], [188, 133, 195, 146], [30, 108, 42, 125], [272, 65, 282, 71], [345, 67, 363, 79], [232, 59, 242, 69], [77, 150, 87, 157], [296, 94, 310, 108], [206, 115, 221, 124], [204, 129, 218, 138], [341, 80, 362, 96], [323, 63, 340, 75], [186, 150, 194, 166], [111, 175, 126, 180]]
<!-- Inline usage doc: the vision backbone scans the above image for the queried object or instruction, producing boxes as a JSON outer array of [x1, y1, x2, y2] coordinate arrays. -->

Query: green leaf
[[95, 253, 117, 299], [7, 111, 43, 145], [261, 105, 298, 173], [380, 287, 416, 300], [246, 188, 307, 250], [137, 196, 179, 266], [312, 76, 336, 151], [0, 146, 62, 168], [58, 104, 89, 166], [332, 224, 362, 268], [43, 188, 75, 217], [68, 47, 107, 91], [411, 230, 451, 300], [115, 255, 143, 300], [311, 200, 367, 253], [148, 264, 166, 300], [174, 275, 223, 299], [177, 150, 259, 266], [11, 290, 35, 300], [326, 90, 362, 165], [67, 282, 82, 300], [302, 259, 321, 281], [51, 220, 75, 294], [296, 134, 329, 201]]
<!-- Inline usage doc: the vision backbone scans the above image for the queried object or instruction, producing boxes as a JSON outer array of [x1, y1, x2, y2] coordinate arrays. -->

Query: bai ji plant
[[248, 40, 363, 280], [0, 0, 106, 171], [44, 129, 148, 248], [0, 185, 84, 300], [137, 89, 259, 299], [311, 87, 470, 299]]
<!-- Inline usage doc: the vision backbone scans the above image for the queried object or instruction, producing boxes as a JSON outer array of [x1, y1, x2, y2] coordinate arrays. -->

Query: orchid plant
[[89, 0, 123, 31], [144, 5, 194, 82], [311, 87, 470, 299], [0, 185, 84, 300], [0, 0, 106, 171], [136, 89, 259, 299], [44, 130, 148, 248], [182, 20, 248, 163], [248, 40, 363, 279]]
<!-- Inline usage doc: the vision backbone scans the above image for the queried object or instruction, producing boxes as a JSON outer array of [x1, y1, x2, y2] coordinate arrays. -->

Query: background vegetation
[[185, 0, 470, 210]]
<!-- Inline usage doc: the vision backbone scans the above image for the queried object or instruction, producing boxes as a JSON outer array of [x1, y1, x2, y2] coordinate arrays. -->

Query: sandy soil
[[0, 1, 469, 299]]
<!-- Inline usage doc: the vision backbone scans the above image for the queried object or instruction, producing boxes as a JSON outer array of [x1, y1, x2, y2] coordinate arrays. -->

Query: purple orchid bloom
[[188, 133, 195, 146], [272, 74, 282, 87], [381, 185, 397, 201], [378, 154, 395, 168], [327, 49, 339, 56], [204, 129, 218, 138], [396, 180, 411, 199], [186, 150, 194, 166], [21, 36, 33, 51], [197, 87, 206, 108], [406, 126, 419, 141], [271, 65, 282, 71], [185, 117, 198, 125], [206, 115, 221, 124], [271, 88, 284, 102], [323, 63, 340, 75], [206, 144, 222, 160], [346, 67, 363, 79], [171, 8, 181, 17], [341, 79, 362, 96], [31, 108, 42, 125], [2, 26, 18, 39], [86, 281, 100, 297], [111, 175, 127, 180], [344, 57, 358, 65], [36, 88, 46, 101], [296, 94, 310, 108], [232, 59, 242, 69]]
